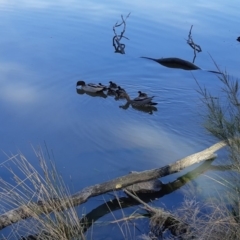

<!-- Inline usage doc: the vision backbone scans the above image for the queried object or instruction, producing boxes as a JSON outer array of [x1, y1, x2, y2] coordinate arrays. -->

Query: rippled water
[[0, 0, 239, 237]]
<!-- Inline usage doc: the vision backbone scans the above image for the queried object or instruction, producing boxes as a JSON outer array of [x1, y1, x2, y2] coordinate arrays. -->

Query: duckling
[[107, 81, 118, 96], [99, 83, 108, 88], [109, 81, 118, 89], [138, 91, 148, 98], [107, 88, 117, 96], [134, 91, 153, 101], [76, 81, 106, 93], [121, 92, 157, 107], [115, 86, 127, 99]]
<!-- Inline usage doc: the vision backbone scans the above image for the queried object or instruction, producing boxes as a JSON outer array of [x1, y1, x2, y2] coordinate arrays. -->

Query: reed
[[0, 148, 85, 240]]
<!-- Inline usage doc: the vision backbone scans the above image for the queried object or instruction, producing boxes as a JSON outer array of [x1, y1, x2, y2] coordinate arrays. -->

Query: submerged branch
[[187, 25, 202, 63], [124, 189, 188, 236], [112, 12, 130, 54]]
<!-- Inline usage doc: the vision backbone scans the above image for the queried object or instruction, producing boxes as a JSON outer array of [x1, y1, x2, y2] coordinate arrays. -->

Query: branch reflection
[[81, 160, 215, 232]]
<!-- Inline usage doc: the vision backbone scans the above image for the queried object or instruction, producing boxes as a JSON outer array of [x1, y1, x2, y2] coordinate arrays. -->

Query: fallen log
[[0, 140, 227, 230]]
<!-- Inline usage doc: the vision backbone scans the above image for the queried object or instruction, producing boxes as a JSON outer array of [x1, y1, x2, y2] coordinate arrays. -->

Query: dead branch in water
[[112, 12, 131, 54], [187, 25, 202, 63], [0, 140, 227, 230]]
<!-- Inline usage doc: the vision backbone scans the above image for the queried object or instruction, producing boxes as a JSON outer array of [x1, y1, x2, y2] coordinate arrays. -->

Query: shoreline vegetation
[[1, 67, 240, 239]]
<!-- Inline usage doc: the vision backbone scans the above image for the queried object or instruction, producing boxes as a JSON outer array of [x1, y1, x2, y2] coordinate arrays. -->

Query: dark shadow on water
[[237, 37, 240, 42], [120, 102, 158, 115], [76, 88, 108, 98]]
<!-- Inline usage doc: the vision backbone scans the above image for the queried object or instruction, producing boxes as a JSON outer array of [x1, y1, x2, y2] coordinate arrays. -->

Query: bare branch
[[112, 12, 131, 54], [186, 25, 202, 63]]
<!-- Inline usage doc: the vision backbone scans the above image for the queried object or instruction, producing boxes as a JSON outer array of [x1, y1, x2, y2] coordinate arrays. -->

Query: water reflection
[[120, 102, 158, 114], [79, 160, 214, 235], [0, 2, 240, 238]]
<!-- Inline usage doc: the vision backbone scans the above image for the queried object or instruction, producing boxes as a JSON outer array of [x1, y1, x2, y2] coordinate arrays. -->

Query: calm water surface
[[0, 0, 239, 237]]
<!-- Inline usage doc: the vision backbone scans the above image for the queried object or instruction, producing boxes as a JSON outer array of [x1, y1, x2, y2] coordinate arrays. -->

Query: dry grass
[[172, 195, 240, 239], [0, 147, 85, 240], [0, 149, 240, 239]]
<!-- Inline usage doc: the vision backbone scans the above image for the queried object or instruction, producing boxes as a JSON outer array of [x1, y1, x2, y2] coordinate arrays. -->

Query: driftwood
[[141, 56, 222, 74], [141, 56, 200, 70], [0, 141, 227, 230]]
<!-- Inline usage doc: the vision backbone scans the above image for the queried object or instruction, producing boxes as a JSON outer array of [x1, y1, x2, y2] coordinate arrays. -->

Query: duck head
[[76, 80, 86, 87]]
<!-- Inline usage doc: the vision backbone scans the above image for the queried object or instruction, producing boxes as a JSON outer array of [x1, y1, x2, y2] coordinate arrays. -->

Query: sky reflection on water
[[0, 1, 239, 230]]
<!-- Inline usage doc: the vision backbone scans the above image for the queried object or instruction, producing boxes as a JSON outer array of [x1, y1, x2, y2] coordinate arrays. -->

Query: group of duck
[[76, 80, 158, 108]]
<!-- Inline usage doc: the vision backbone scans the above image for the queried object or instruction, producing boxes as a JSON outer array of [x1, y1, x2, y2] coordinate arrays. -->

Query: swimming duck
[[133, 91, 151, 101], [121, 92, 157, 107], [76, 81, 107, 93], [99, 83, 108, 88], [115, 86, 127, 99], [109, 81, 118, 89], [107, 81, 118, 96], [76, 88, 107, 98], [107, 88, 117, 96], [138, 91, 148, 98]]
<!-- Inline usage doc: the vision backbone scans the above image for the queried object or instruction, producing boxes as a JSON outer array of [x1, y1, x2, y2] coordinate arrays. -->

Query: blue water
[[0, 0, 239, 238]]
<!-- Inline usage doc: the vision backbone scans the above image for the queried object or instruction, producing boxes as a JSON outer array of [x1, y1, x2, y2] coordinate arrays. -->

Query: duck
[[109, 81, 118, 89], [99, 83, 108, 88], [133, 91, 151, 101], [115, 86, 127, 99], [107, 88, 117, 96], [121, 92, 158, 107], [138, 91, 148, 98], [118, 86, 126, 92], [76, 80, 107, 93], [76, 88, 107, 98], [107, 81, 118, 96]]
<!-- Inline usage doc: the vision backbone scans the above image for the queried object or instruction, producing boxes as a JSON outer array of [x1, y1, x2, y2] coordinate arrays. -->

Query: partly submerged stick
[[0, 141, 227, 230], [141, 56, 222, 74]]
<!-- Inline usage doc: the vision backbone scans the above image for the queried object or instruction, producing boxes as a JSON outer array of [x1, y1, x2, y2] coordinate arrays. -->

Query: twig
[[124, 189, 189, 236], [187, 25, 202, 63], [113, 12, 131, 54]]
